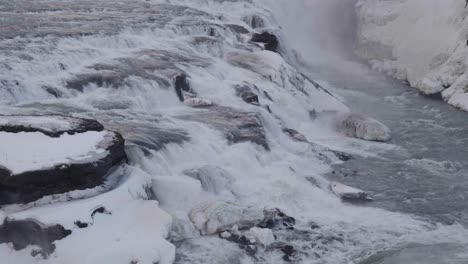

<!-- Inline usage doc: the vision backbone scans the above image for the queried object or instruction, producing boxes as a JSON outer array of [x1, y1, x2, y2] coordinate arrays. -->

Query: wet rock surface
[[251, 32, 279, 52], [234, 84, 260, 105], [178, 106, 269, 149]]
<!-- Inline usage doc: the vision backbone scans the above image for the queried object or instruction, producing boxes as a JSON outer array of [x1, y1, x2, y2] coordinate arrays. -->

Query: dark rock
[[332, 151, 352, 161], [251, 32, 278, 52], [281, 245, 296, 262], [263, 91, 273, 101], [282, 128, 308, 142], [74, 221, 88, 228], [309, 110, 317, 120], [260, 208, 295, 230], [225, 24, 250, 34], [91, 206, 112, 218], [43, 86, 64, 98], [423, 91, 443, 101], [174, 74, 197, 102], [0, 218, 71, 257], [219, 232, 257, 255], [234, 84, 259, 105], [66, 71, 126, 92], [310, 223, 320, 230]]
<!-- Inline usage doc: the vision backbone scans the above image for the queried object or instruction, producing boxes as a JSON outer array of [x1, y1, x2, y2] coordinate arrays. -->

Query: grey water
[[321, 67, 468, 263], [330, 69, 468, 226]]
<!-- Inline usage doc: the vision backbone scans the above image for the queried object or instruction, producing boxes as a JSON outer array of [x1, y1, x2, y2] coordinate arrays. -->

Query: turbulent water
[[0, 0, 467, 263]]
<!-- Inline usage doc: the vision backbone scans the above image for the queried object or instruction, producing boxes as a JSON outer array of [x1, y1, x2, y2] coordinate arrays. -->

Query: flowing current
[[0, 0, 467, 263]]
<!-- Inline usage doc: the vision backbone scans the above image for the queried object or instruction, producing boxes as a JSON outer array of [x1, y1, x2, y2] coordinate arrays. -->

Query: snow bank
[[0, 167, 175, 264], [356, 0, 468, 110]]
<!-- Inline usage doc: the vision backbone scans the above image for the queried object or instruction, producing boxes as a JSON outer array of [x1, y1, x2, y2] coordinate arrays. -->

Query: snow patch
[[0, 131, 108, 174]]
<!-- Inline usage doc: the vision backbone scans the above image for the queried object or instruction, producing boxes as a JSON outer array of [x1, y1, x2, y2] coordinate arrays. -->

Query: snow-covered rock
[[356, 0, 468, 111], [337, 113, 391, 142], [0, 115, 126, 205], [243, 227, 275, 246], [188, 201, 264, 235], [330, 182, 372, 202]]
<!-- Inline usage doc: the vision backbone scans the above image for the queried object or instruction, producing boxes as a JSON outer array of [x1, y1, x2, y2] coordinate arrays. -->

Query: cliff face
[[356, 0, 468, 110]]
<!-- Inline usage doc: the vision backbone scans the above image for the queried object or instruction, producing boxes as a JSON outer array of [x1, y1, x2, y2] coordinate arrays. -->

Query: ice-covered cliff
[[356, 0, 468, 110]]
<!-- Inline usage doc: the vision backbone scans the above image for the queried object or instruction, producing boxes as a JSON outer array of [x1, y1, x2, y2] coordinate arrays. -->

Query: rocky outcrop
[[234, 84, 260, 106], [0, 218, 71, 257], [178, 106, 269, 149], [174, 74, 197, 102], [251, 32, 279, 52], [330, 182, 372, 202], [0, 115, 126, 205], [282, 128, 308, 142]]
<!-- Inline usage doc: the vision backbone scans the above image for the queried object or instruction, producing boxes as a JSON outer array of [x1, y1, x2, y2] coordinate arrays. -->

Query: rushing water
[[1, 0, 467, 263]]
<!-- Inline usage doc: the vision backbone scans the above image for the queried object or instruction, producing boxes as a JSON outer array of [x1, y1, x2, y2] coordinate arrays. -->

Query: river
[[1, 0, 467, 263]]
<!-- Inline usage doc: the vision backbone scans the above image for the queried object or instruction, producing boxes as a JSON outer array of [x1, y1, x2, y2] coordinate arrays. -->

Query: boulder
[[188, 201, 264, 235], [251, 32, 279, 52], [0, 218, 71, 257], [0, 115, 126, 205], [174, 74, 197, 102], [337, 113, 391, 142], [330, 182, 373, 202]]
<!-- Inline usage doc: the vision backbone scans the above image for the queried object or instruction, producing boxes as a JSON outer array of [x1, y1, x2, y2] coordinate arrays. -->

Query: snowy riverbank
[[356, 0, 468, 111]]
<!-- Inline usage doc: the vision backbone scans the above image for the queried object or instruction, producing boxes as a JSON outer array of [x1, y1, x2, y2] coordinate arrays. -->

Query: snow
[[0, 166, 175, 264], [0, 116, 75, 132], [243, 227, 275, 246], [0, 131, 108, 175], [356, 0, 468, 111]]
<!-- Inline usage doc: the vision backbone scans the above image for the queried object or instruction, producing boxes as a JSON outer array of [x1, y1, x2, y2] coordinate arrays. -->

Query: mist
[[261, 0, 361, 76]]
